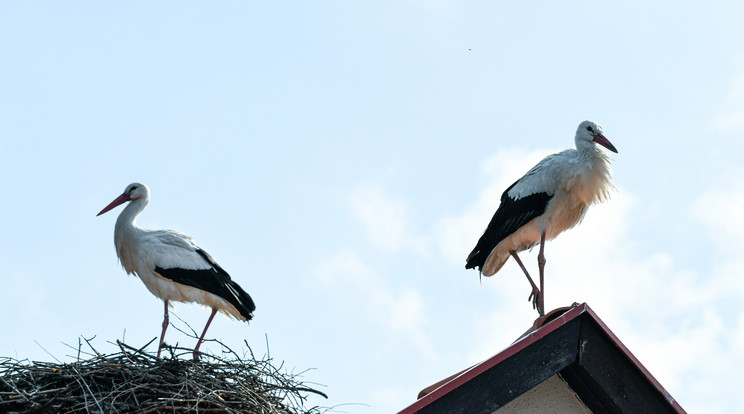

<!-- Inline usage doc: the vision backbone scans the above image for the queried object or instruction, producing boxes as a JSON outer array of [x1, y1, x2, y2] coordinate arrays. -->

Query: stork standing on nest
[[97, 183, 256, 360], [465, 120, 618, 317]]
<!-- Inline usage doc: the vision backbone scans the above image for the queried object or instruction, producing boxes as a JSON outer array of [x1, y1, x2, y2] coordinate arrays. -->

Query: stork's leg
[[510, 251, 541, 312], [537, 231, 547, 317], [193, 308, 218, 361], [157, 300, 169, 358]]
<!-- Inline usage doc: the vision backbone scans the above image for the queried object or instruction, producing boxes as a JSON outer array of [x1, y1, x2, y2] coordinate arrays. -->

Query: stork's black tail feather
[[224, 278, 256, 321], [195, 248, 255, 321], [465, 248, 485, 272], [465, 180, 552, 275]]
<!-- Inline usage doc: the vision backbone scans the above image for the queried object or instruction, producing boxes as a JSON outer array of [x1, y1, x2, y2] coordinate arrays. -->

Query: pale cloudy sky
[[2, 2, 744, 413]]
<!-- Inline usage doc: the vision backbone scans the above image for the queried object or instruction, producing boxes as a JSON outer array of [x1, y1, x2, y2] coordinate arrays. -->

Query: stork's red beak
[[97, 193, 131, 216], [592, 133, 618, 153]]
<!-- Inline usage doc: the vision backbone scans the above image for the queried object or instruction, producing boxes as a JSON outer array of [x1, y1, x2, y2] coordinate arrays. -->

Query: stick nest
[[0, 338, 328, 413]]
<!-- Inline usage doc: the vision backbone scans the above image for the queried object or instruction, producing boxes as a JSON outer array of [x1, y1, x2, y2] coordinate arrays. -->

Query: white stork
[[97, 182, 255, 360], [466, 120, 617, 317]]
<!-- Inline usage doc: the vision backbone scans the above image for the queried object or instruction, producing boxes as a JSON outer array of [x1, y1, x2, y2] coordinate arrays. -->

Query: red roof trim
[[398, 303, 685, 414], [398, 304, 588, 414]]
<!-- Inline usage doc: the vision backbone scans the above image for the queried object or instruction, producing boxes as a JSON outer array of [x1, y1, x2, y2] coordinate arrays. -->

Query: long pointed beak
[[97, 193, 131, 216], [592, 133, 618, 153]]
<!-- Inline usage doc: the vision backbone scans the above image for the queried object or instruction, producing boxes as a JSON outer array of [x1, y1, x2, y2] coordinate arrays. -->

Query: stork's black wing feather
[[465, 179, 552, 272], [155, 248, 256, 321]]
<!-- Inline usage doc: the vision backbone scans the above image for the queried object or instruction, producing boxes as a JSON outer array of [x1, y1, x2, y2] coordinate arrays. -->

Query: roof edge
[[399, 303, 588, 414], [398, 303, 686, 414]]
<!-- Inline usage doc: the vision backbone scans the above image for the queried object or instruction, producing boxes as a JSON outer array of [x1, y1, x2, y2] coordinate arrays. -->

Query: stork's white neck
[[113, 196, 149, 274], [116, 197, 148, 229], [114, 196, 150, 254]]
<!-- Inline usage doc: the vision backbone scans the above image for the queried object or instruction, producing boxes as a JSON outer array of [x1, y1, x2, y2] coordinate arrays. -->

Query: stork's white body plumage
[[466, 120, 617, 316], [98, 183, 255, 359], [114, 218, 246, 320], [481, 142, 614, 275]]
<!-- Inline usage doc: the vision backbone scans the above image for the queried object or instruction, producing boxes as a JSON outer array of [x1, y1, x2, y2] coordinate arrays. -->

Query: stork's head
[[575, 120, 618, 153], [97, 182, 150, 216]]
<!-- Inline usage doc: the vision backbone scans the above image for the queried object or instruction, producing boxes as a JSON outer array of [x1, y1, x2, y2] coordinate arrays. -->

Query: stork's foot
[[528, 288, 545, 317], [192, 351, 201, 361], [528, 287, 541, 310]]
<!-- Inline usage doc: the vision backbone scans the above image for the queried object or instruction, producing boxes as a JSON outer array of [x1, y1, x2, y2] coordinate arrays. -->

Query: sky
[[2, 2, 744, 413]]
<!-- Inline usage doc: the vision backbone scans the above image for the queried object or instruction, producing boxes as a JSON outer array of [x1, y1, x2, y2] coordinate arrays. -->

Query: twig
[[33, 340, 61, 364], [82, 335, 100, 357], [70, 365, 104, 413]]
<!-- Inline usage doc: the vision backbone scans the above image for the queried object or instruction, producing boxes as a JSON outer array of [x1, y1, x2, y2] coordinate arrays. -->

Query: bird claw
[[528, 288, 541, 311]]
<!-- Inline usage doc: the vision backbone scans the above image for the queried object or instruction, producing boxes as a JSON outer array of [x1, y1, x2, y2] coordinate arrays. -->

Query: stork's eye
[[586, 126, 595, 133], [129, 186, 138, 194]]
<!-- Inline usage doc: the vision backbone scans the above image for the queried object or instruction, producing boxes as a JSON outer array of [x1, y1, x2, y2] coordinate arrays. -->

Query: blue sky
[[2, 2, 744, 413]]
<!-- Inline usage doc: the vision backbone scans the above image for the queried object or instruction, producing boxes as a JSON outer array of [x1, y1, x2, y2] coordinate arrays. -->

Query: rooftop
[[398, 303, 686, 414]]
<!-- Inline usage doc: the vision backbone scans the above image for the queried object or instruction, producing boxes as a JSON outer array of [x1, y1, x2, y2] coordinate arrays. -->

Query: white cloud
[[314, 250, 437, 360], [350, 149, 555, 263], [564, 187, 744, 414], [691, 174, 744, 247], [713, 69, 744, 132], [350, 185, 429, 255]]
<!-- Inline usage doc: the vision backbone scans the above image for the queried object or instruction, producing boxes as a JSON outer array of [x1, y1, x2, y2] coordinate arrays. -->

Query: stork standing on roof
[[97, 183, 256, 360], [465, 120, 618, 317]]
